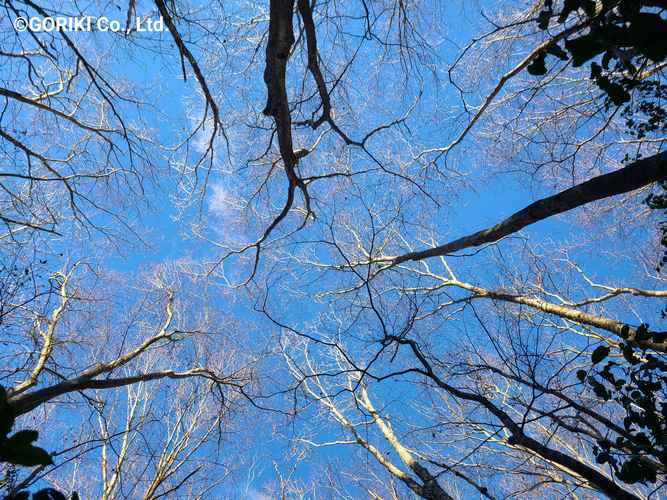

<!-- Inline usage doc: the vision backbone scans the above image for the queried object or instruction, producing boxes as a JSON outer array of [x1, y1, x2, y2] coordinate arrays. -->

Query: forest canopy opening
[[0, 0, 666, 498]]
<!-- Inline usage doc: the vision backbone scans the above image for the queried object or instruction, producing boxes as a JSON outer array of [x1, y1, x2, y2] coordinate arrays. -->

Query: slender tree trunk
[[393, 151, 667, 264]]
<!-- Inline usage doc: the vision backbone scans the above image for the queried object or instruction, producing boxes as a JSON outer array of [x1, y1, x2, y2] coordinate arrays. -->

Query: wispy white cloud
[[246, 488, 273, 500]]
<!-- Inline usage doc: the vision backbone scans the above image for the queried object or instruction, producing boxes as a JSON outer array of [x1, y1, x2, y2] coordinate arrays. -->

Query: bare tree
[[2, 0, 667, 497], [0, 257, 253, 497]]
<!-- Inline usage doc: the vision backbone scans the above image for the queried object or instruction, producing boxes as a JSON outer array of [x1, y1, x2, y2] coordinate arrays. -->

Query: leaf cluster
[[577, 330, 667, 484], [0, 388, 51, 468], [530, 1, 667, 107], [0, 387, 76, 500]]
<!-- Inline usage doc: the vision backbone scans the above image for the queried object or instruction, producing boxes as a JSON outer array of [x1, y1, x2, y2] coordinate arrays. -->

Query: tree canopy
[[1, 0, 666, 498]]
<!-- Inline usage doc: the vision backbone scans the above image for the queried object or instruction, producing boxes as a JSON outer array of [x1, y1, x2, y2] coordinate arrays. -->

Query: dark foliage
[[0, 388, 76, 500], [579, 329, 667, 485], [0, 387, 51, 468], [531, 1, 666, 108]]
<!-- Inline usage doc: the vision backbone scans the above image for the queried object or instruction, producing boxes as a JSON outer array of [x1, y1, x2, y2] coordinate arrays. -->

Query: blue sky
[[2, 0, 665, 497]]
